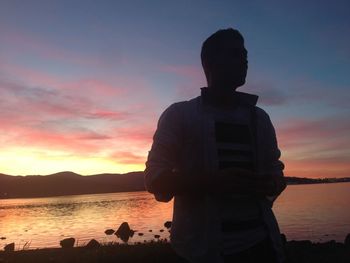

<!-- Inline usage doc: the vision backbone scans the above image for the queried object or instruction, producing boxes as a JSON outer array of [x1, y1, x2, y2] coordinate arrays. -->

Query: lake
[[1, 182, 350, 250]]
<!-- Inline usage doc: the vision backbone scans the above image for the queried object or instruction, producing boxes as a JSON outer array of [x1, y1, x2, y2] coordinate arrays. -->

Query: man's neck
[[200, 86, 259, 108], [201, 86, 239, 109], [207, 83, 239, 92]]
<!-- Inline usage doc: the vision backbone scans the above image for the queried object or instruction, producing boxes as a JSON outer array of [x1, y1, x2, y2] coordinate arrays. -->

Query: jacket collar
[[200, 87, 258, 108]]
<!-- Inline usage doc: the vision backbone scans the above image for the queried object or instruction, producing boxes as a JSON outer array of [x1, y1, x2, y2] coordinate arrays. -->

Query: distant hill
[[0, 171, 145, 199], [285, 176, 350, 185], [0, 172, 349, 199]]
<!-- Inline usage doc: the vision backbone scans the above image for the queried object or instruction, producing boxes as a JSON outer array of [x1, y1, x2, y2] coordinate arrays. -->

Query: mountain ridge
[[0, 172, 349, 199]]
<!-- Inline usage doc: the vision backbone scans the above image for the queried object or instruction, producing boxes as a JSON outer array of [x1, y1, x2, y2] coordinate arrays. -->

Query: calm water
[[1, 182, 350, 250]]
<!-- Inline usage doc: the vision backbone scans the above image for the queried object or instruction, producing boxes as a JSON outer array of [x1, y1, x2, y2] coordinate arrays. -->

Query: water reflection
[[1, 183, 350, 250], [274, 182, 350, 242], [0, 191, 173, 249]]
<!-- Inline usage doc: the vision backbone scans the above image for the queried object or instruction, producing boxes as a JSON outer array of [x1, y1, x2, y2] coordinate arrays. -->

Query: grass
[[0, 239, 187, 263], [1, 239, 350, 263]]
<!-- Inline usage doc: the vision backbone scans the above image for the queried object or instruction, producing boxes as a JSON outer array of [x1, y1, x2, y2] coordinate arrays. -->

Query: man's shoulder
[[253, 106, 277, 132], [159, 96, 200, 124], [166, 96, 200, 112], [175, 95, 200, 106], [254, 105, 272, 122]]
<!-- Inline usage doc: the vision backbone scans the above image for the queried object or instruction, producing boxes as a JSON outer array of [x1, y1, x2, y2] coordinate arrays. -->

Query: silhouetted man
[[144, 28, 286, 263]]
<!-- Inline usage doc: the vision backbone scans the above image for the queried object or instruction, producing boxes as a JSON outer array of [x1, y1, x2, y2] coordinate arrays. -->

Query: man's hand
[[151, 169, 211, 196], [151, 167, 286, 197], [211, 167, 256, 195], [211, 167, 286, 196]]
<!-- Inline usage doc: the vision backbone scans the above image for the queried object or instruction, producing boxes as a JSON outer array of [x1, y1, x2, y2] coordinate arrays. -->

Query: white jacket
[[144, 87, 286, 263]]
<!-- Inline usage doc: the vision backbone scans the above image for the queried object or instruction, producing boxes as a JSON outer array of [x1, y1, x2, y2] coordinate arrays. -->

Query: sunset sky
[[0, 0, 349, 178]]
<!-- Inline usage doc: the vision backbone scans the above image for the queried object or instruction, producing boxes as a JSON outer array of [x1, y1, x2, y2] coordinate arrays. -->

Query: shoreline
[[1, 180, 350, 200], [1, 239, 349, 263]]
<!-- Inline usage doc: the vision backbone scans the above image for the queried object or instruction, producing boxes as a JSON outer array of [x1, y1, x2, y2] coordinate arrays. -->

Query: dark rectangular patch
[[217, 148, 253, 159], [218, 161, 254, 170], [215, 122, 251, 144], [221, 218, 264, 232]]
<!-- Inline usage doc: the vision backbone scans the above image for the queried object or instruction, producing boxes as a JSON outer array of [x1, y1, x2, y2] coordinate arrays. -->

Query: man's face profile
[[202, 30, 248, 89]]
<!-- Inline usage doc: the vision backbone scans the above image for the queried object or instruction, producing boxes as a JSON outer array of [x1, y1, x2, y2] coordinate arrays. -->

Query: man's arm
[[257, 110, 286, 204], [144, 103, 181, 202], [144, 103, 211, 201], [145, 103, 225, 200]]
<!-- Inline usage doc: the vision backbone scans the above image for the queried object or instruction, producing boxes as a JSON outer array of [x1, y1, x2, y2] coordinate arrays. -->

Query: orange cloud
[[110, 151, 147, 165]]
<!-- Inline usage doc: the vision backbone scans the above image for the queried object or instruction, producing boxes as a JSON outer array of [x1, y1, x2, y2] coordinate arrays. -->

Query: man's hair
[[201, 28, 244, 67]]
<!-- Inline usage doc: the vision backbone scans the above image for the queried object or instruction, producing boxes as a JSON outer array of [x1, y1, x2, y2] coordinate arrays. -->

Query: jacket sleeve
[[144, 102, 183, 202], [257, 109, 286, 206]]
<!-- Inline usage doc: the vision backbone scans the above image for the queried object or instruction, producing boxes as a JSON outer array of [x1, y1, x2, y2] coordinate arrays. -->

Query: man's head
[[201, 28, 248, 90]]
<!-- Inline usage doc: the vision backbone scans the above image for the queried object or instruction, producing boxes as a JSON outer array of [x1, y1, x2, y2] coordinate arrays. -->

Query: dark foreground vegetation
[[1, 239, 350, 263]]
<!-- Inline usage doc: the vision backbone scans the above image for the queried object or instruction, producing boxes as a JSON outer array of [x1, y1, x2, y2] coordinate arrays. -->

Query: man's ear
[[202, 59, 207, 69], [202, 61, 211, 84]]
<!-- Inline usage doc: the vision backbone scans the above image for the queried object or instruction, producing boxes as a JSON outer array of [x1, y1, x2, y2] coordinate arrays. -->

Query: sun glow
[[0, 147, 146, 175]]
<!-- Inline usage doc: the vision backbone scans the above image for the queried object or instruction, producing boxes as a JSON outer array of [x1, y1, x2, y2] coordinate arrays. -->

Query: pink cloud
[[110, 151, 147, 164], [75, 131, 112, 140], [0, 79, 135, 155], [4, 126, 104, 155], [112, 123, 156, 149], [0, 51, 164, 164], [60, 78, 126, 98], [0, 75, 159, 165], [0, 61, 59, 87], [0, 61, 126, 100], [277, 116, 350, 178], [0, 79, 129, 123], [278, 117, 350, 149], [86, 110, 130, 120]]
